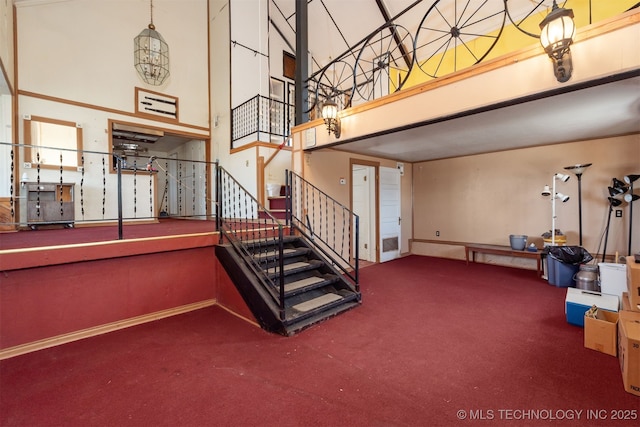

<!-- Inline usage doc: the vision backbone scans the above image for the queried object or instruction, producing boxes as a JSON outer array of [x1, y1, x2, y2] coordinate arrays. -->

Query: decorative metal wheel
[[414, 0, 506, 78], [505, 0, 568, 38], [353, 23, 415, 103], [314, 59, 355, 112]]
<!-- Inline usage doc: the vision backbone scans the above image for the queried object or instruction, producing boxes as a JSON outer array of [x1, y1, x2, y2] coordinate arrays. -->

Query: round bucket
[[509, 235, 527, 251], [574, 264, 599, 291]]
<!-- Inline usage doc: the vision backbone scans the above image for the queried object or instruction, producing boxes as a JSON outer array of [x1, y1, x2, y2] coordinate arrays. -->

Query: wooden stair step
[[253, 248, 297, 260], [282, 261, 313, 272], [244, 235, 298, 246], [284, 276, 326, 293], [292, 293, 343, 312]]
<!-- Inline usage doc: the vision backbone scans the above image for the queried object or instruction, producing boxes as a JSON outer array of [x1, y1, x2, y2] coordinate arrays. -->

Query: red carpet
[[0, 256, 637, 426], [0, 218, 217, 250]]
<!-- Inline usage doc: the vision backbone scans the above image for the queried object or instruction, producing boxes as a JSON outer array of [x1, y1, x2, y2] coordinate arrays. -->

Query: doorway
[[379, 166, 401, 263], [352, 164, 376, 263], [110, 120, 210, 219], [351, 162, 401, 264]]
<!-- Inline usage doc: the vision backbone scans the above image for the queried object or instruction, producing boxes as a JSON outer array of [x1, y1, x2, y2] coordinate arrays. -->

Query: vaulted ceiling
[[270, 0, 640, 162], [272, 0, 552, 72]]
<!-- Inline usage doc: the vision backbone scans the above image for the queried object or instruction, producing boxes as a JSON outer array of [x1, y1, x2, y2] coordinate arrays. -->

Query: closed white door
[[352, 165, 376, 262], [379, 166, 401, 263]]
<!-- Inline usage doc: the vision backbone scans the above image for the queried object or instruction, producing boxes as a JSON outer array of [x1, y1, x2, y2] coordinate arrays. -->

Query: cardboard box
[[622, 292, 640, 313], [565, 288, 619, 327], [618, 310, 640, 397], [584, 309, 618, 356], [628, 258, 640, 310]]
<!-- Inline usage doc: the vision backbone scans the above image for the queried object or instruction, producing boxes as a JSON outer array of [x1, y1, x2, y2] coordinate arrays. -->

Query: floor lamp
[[542, 173, 571, 245], [602, 179, 628, 262], [564, 163, 592, 246], [624, 174, 640, 255]]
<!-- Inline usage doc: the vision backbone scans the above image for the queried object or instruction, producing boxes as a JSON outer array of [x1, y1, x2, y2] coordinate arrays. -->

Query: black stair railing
[[286, 170, 359, 290], [216, 166, 286, 320], [1, 142, 217, 238]]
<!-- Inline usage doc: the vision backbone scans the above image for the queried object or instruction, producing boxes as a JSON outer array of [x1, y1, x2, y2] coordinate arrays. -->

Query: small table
[[465, 243, 543, 277]]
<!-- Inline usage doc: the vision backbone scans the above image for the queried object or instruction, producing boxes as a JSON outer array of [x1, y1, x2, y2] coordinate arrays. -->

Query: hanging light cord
[[149, 0, 155, 28]]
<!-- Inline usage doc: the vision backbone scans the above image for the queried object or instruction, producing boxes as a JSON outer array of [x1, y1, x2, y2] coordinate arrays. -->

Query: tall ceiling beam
[[374, 0, 413, 70], [295, 0, 309, 124]]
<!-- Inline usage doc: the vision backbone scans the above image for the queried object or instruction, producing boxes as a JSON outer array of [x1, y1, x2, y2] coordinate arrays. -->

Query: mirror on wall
[[24, 116, 82, 169]]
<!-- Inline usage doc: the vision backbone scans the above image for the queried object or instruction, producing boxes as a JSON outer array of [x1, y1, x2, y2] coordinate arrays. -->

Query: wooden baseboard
[[216, 304, 260, 329], [0, 299, 216, 360]]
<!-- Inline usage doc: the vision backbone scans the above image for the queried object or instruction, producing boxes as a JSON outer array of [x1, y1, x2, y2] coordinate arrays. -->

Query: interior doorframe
[[350, 158, 380, 263], [109, 119, 212, 218]]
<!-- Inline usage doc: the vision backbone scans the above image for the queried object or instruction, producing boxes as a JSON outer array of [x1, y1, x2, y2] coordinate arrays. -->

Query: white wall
[[0, 0, 15, 91], [230, 0, 268, 107], [16, 0, 209, 127], [210, 0, 231, 167], [0, 94, 11, 197], [12, 0, 211, 223]]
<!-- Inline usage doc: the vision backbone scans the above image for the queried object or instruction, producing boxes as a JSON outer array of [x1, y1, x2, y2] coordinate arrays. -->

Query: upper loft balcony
[[288, 4, 640, 165]]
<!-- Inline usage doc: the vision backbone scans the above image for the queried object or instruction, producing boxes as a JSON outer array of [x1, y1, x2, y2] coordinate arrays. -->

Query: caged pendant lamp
[[134, 0, 170, 86]]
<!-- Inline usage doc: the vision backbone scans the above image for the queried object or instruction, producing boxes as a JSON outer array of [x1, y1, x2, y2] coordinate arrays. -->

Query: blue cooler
[[565, 288, 619, 327]]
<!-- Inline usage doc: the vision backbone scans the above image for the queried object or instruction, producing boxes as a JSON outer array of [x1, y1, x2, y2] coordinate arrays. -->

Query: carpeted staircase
[[216, 234, 361, 335]]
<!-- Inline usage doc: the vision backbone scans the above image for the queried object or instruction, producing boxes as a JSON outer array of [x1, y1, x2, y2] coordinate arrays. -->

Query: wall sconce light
[[21, 172, 28, 188], [134, 0, 170, 86], [321, 100, 341, 138], [539, 0, 575, 83]]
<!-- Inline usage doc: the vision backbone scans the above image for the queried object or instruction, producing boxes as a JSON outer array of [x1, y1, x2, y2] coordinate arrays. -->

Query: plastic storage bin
[[548, 256, 580, 287], [546, 246, 593, 287], [598, 263, 627, 302]]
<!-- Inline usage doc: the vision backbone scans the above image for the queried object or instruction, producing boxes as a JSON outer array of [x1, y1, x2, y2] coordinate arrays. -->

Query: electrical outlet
[[436, 231, 440, 237], [615, 209, 622, 218], [23, 162, 32, 169]]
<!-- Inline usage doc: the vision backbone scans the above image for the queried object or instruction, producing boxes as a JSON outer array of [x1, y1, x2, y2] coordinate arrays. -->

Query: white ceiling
[[323, 73, 640, 162]]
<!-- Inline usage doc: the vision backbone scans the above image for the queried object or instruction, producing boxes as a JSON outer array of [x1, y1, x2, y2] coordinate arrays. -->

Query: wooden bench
[[465, 243, 543, 277]]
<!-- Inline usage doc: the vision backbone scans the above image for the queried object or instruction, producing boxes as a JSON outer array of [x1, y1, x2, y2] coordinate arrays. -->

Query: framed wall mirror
[[24, 116, 83, 170]]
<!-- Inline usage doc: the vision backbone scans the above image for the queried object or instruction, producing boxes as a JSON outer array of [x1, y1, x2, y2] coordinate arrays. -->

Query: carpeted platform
[[0, 255, 637, 426]]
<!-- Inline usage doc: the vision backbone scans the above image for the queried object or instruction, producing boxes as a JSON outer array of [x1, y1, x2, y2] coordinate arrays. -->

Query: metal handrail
[[216, 166, 287, 320], [287, 170, 359, 288], [0, 141, 218, 239], [231, 94, 293, 146]]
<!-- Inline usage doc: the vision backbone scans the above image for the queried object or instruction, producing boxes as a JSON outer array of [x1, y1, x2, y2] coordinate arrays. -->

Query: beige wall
[[303, 149, 413, 256], [412, 135, 640, 260]]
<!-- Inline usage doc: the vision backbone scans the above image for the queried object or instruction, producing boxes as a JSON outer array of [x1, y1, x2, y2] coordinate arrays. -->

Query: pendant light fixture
[[134, 0, 170, 86]]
